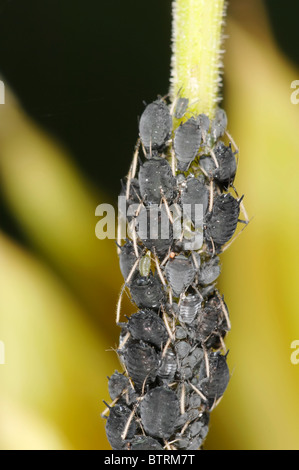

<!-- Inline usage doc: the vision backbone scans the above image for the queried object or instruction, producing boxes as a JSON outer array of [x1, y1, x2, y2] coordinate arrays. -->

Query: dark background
[[0, 0, 298, 239]]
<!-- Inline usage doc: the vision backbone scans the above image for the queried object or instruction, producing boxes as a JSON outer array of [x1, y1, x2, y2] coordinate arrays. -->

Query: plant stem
[[170, 0, 226, 120]]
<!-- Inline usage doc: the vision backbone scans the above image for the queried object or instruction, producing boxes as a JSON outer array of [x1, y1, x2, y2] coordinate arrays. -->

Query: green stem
[[170, 0, 226, 120]]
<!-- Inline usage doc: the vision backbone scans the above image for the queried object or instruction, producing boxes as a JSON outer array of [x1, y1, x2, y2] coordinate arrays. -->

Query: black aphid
[[135, 205, 174, 257], [178, 293, 202, 324], [130, 273, 166, 309], [119, 240, 139, 281], [105, 85, 246, 449], [138, 157, 175, 204], [197, 256, 221, 286], [139, 99, 172, 151], [105, 404, 137, 450], [198, 352, 230, 409], [108, 370, 136, 404], [126, 309, 168, 349], [174, 117, 202, 170], [210, 107, 227, 142], [204, 193, 241, 247], [174, 97, 189, 119], [157, 349, 177, 382], [140, 386, 179, 439], [200, 141, 236, 189], [122, 340, 160, 391], [180, 175, 209, 223], [175, 412, 210, 450], [195, 295, 229, 348], [165, 254, 196, 297]]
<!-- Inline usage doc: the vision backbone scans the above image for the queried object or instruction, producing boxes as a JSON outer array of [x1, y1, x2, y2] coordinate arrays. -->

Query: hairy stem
[[170, 0, 227, 119]]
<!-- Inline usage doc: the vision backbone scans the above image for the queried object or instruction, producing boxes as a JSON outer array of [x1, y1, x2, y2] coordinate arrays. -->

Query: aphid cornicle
[[139, 99, 172, 151], [140, 386, 180, 439], [204, 193, 241, 248], [105, 404, 137, 450], [138, 156, 175, 204], [165, 254, 197, 297], [174, 117, 203, 170], [126, 309, 168, 349], [122, 339, 160, 391]]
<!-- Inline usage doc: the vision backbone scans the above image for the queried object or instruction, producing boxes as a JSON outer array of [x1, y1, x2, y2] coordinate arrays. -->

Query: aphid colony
[[103, 96, 246, 450]]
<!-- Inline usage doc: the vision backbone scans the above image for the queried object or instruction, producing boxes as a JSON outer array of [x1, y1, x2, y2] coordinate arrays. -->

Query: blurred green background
[[0, 0, 299, 450]]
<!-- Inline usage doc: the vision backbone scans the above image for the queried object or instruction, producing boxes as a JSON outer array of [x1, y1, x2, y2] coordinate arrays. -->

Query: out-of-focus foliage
[[0, 0, 298, 450]]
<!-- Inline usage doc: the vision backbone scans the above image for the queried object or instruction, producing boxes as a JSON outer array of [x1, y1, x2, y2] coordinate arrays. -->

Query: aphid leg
[[220, 219, 250, 254], [203, 346, 210, 378], [210, 395, 223, 412], [153, 251, 167, 287], [161, 190, 174, 224], [193, 286, 204, 302], [188, 381, 207, 402], [162, 308, 175, 341], [209, 147, 219, 169], [180, 419, 191, 436], [116, 255, 141, 323], [162, 337, 172, 358], [209, 236, 216, 256], [118, 331, 131, 350], [180, 381, 186, 415], [208, 179, 214, 213], [168, 286, 173, 306], [215, 290, 231, 330], [121, 407, 136, 440], [219, 334, 227, 354], [126, 138, 140, 200], [171, 147, 177, 176]]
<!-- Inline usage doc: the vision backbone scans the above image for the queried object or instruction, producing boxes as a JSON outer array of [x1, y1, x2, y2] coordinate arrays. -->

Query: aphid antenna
[[225, 130, 239, 154]]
